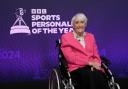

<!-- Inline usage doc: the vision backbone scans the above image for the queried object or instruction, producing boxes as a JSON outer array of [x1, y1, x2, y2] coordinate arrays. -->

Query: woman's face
[[73, 18, 87, 35]]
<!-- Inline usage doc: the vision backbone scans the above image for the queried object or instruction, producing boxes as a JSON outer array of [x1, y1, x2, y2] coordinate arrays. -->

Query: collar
[[73, 31, 86, 38]]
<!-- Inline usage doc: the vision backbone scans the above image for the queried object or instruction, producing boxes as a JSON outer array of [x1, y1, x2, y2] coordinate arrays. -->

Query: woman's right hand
[[89, 62, 101, 70]]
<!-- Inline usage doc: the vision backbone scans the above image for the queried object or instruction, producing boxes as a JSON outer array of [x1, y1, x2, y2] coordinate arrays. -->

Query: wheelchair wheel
[[49, 68, 63, 89], [113, 83, 120, 89], [108, 82, 120, 89]]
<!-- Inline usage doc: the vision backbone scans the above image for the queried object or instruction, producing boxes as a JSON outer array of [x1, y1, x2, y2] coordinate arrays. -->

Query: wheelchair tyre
[[113, 83, 120, 89], [109, 82, 120, 89], [49, 68, 63, 89]]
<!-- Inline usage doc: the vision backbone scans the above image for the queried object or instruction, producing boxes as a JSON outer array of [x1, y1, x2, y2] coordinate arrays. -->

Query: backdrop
[[0, 0, 128, 82]]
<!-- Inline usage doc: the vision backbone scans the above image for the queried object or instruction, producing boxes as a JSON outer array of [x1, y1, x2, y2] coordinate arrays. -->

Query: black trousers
[[70, 66, 110, 89]]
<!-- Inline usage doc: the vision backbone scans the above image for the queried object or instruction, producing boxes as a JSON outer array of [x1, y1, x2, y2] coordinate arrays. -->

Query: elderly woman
[[61, 13, 109, 89]]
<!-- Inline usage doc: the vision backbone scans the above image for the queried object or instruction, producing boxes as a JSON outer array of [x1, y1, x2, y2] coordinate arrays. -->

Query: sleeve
[[60, 35, 89, 66], [92, 35, 101, 65]]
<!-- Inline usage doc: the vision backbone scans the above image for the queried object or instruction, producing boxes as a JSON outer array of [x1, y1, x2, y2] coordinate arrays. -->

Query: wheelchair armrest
[[101, 62, 113, 78]]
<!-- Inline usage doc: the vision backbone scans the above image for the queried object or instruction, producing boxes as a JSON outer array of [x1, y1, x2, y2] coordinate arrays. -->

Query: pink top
[[61, 32, 101, 72]]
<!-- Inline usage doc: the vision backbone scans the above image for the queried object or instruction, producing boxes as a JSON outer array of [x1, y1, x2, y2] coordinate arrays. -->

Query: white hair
[[71, 13, 88, 26]]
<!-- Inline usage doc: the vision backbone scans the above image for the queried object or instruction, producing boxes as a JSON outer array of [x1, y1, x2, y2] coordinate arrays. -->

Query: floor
[[0, 78, 128, 89]]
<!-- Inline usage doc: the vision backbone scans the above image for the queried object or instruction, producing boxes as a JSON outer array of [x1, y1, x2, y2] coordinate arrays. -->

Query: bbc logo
[[31, 9, 47, 14]]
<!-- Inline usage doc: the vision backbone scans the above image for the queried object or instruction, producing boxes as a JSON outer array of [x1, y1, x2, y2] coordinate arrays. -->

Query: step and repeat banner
[[0, 0, 128, 82]]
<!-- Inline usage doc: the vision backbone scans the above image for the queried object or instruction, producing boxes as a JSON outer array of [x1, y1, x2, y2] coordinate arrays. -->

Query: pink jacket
[[61, 32, 101, 72]]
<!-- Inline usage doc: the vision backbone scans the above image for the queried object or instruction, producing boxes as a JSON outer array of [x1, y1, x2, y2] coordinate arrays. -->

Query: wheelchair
[[49, 39, 120, 89]]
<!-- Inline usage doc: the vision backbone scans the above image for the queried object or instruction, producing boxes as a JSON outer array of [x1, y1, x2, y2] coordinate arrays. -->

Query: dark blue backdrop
[[0, 0, 128, 82]]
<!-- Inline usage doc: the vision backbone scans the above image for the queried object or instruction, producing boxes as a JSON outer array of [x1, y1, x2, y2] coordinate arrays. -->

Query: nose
[[77, 22, 84, 27]]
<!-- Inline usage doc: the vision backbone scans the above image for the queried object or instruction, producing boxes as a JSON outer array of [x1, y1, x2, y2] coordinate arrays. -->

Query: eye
[[75, 21, 79, 24], [80, 21, 84, 23]]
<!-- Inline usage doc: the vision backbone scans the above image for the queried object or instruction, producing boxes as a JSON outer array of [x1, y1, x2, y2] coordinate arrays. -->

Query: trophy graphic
[[10, 8, 31, 35]]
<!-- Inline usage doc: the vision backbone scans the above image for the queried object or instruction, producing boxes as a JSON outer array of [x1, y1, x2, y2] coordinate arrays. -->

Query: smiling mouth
[[78, 28, 84, 30]]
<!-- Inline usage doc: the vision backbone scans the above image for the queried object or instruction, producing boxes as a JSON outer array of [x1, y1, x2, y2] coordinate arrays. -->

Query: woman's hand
[[93, 62, 101, 70], [89, 62, 101, 70]]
